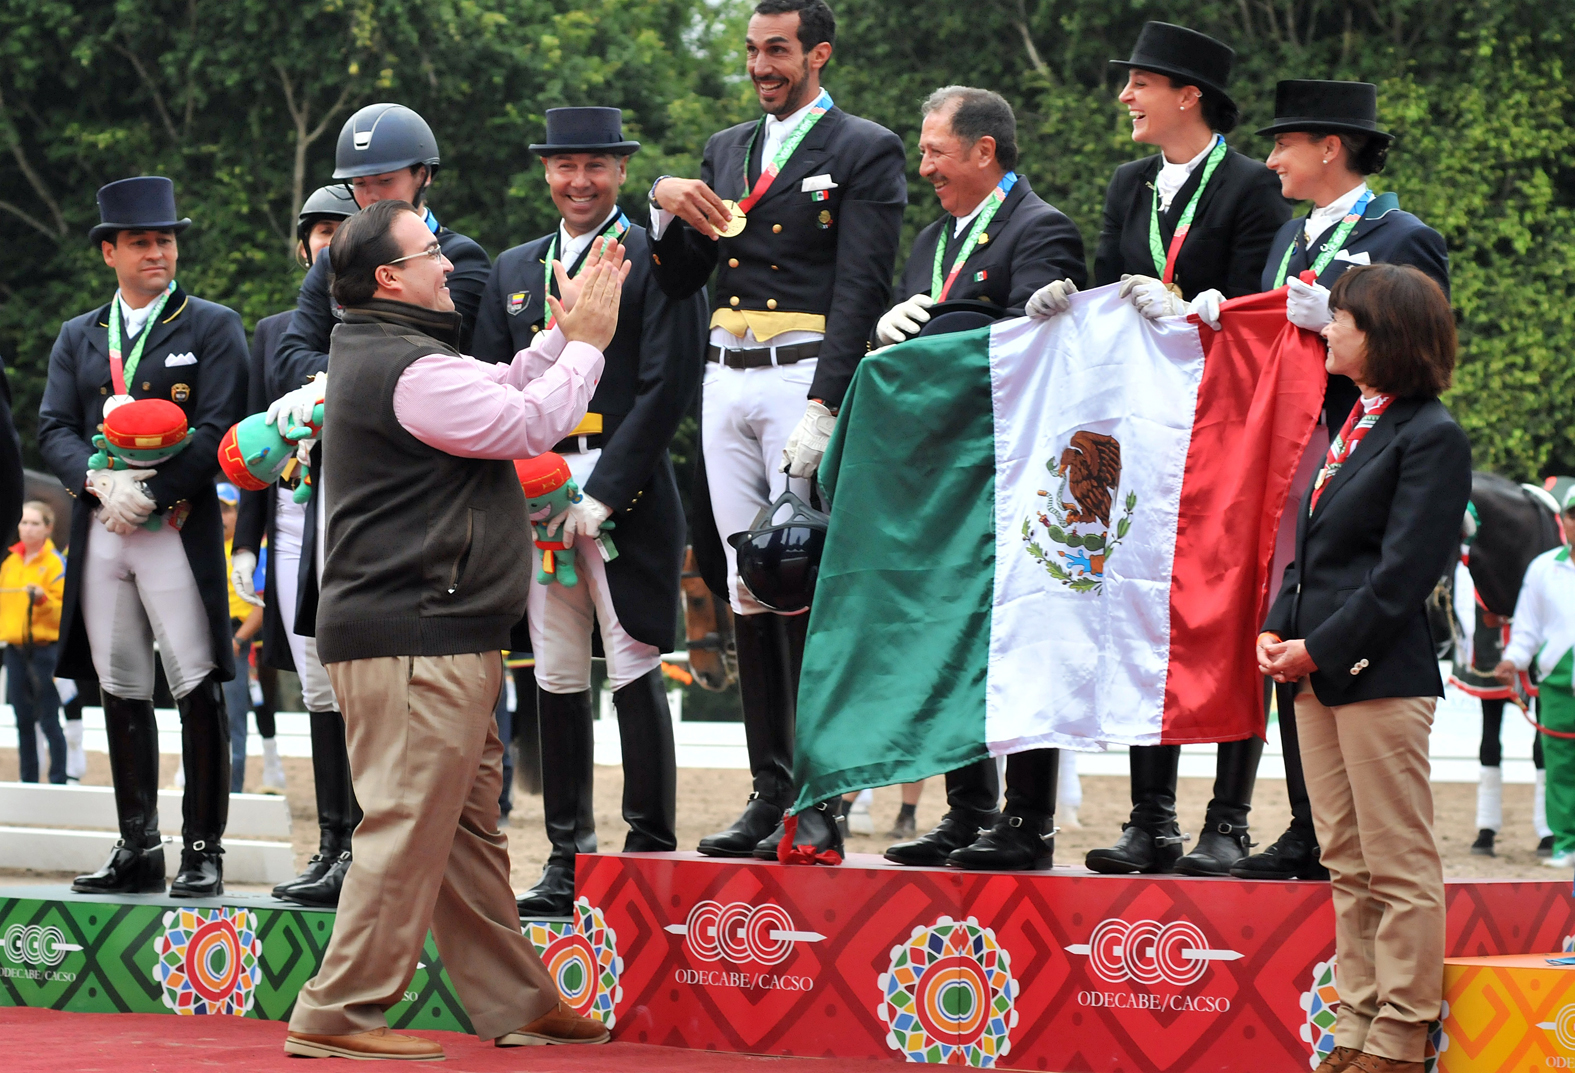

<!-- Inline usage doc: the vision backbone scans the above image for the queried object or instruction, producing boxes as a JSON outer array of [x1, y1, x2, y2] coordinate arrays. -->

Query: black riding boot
[[752, 613, 837, 861], [277, 711, 362, 906], [1233, 683, 1329, 879], [614, 668, 677, 852], [1175, 736, 1261, 876], [699, 613, 796, 856], [1086, 745, 1185, 874], [886, 759, 1001, 866], [513, 664, 543, 796], [171, 675, 229, 897], [73, 693, 165, 894], [518, 689, 594, 917], [951, 749, 1056, 870]]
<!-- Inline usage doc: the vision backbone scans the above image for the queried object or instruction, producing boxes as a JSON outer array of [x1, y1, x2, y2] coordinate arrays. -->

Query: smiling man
[[645, 0, 907, 863], [875, 86, 1086, 346], [471, 107, 706, 917]]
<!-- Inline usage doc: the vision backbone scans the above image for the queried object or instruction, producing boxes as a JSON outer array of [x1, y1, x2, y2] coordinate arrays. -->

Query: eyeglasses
[[385, 241, 443, 266]]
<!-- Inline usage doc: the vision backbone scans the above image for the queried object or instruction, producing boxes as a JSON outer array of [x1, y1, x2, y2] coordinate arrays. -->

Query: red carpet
[[0, 1007, 914, 1072]]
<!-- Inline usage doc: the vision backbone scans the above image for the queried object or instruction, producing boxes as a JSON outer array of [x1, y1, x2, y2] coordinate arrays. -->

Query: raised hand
[[549, 259, 631, 351], [652, 177, 734, 240], [553, 239, 627, 314]]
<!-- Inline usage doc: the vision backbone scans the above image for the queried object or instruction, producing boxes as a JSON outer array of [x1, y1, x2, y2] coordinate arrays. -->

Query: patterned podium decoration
[[523, 897, 622, 1026], [877, 915, 1018, 1067], [152, 906, 262, 1016], [1300, 956, 1450, 1072]]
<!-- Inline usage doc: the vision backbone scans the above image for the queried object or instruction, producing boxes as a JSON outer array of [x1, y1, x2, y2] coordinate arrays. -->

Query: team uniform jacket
[[892, 176, 1087, 320], [648, 104, 908, 410], [1264, 396, 1472, 705], [1095, 147, 1291, 301], [1260, 191, 1450, 427], [472, 222, 707, 652], [233, 309, 304, 672], [37, 288, 249, 682]]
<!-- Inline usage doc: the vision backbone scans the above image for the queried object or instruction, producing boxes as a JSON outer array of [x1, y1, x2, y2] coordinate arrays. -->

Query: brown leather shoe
[[494, 1000, 611, 1045], [1349, 1053, 1424, 1073], [1314, 1046, 1361, 1073], [284, 1026, 444, 1060]]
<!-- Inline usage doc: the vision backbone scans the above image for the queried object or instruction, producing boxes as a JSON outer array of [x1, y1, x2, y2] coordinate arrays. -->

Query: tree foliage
[[2, 0, 1572, 481]]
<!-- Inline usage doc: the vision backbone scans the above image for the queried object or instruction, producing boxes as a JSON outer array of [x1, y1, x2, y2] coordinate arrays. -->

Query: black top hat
[[529, 107, 641, 156], [1110, 22, 1236, 109], [89, 176, 191, 246], [1256, 80, 1393, 141]]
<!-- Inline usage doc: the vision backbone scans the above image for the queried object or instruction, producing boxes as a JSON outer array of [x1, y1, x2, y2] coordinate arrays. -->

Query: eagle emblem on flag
[[1022, 429, 1135, 594]]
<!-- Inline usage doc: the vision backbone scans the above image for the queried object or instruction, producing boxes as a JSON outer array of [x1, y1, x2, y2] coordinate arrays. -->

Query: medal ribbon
[[737, 89, 833, 214], [1309, 393, 1393, 515], [543, 212, 630, 330], [1272, 188, 1375, 288], [107, 281, 176, 395], [930, 172, 1017, 301], [1147, 135, 1228, 285]]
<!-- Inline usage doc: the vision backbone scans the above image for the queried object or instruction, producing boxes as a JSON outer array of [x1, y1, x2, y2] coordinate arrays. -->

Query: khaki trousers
[[1296, 680, 1443, 1062], [289, 653, 558, 1040]]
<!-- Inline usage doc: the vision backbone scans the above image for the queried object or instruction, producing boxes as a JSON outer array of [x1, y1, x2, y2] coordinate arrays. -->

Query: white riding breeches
[[273, 487, 337, 712], [701, 356, 819, 616], [526, 447, 661, 695], [79, 515, 214, 701]]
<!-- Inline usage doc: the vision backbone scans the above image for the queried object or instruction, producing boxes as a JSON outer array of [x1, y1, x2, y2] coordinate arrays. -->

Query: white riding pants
[[273, 487, 337, 712], [701, 355, 819, 615], [525, 447, 661, 695], [79, 514, 213, 701]]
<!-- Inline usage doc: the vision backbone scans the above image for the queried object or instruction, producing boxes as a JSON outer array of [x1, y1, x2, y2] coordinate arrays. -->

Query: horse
[[682, 545, 736, 692], [1448, 471, 1566, 855]]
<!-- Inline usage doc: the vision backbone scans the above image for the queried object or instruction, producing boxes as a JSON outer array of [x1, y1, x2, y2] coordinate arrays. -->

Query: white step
[[0, 781, 291, 837], [0, 826, 295, 883]]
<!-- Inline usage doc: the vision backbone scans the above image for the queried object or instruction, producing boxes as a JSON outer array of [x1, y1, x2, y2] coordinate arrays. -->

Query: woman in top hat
[[1233, 80, 1450, 884], [37, 176, 248, 896], [1025, 21, 1293, 879]]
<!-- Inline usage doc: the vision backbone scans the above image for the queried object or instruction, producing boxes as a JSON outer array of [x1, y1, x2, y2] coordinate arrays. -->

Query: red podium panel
[[574, 853, 1575, 1071]]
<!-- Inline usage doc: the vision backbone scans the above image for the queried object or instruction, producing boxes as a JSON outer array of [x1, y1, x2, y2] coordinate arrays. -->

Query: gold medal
[[718, 200, 747, 238], [1165, 281, 1183, 297]]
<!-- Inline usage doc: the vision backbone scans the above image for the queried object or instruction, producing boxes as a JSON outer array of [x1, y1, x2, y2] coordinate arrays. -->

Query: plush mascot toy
[[217, 404, 323, 504], [514, 452, 617, 587], [88, 398, 194, 530]]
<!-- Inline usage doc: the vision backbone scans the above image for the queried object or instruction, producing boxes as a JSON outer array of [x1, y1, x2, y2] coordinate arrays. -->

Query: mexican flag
[[792, 285, 1327, 809]]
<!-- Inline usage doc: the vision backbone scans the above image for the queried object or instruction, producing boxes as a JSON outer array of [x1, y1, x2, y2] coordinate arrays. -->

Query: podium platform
[[1440, 952, 1575, 1071], [2, 855, 1571, 1071]]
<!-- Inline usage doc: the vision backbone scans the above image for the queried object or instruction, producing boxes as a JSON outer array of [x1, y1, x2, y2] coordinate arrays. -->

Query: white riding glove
[[546, 494, 613, 545], [88, 468, 156, 534], [874, 294, 935, 345], [266, 373, 327, 437], [1120, 275, 1224, 329], [1189, 288, 1225, 331], [781, 401, 839, 479], [1025, 278, 1078, 320], [1286, 276, 1334, 331], [231, 548, 264, 607]]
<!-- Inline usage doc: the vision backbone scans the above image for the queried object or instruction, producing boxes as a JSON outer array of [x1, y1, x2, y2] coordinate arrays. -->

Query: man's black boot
[[275, 711, 358, 901], [949, 809, 1054, 871], [73, 693, 165, 894], [763, 799, 844, 863], [613, 669, 677, 852], [517, 689, 594, 917], [1176, 736, 1262, 876], [171, 675, 229, 898], [1086, 744, 1185, 874], [700, 614, 793, 856], [887, 757, 1000, 866], [1232, 687, 1328, 879]]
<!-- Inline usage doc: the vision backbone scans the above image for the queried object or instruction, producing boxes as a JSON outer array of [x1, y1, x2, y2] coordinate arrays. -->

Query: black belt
[[554, 432, 605, 453], [706, 341, 821, 368]]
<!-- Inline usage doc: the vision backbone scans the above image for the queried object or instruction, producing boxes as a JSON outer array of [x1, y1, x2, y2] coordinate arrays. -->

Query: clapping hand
[[552, 239, 627, 314], [550, 259, 631, 351]]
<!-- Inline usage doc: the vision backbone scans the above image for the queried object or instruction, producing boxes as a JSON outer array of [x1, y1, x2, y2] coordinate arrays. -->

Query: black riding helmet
[[295, 184, 358, 247], [728, 489, 829, 613], [333, 103, 441, 180]]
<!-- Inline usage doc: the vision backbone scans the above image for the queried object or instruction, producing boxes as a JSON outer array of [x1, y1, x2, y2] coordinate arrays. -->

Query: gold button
[[767, 299, 777, 310], [728, 258, 739, 268], [100, 387, 108, 395], [96, 423, 104, 432], [978, 233, 990, 245], [142, 382, 151, 390], [772, 224, 782, 234], [653, 254, 662, 265], [771, 264, 779, 271], [531, 325, 539, 333], [729, 296, 740, 307]]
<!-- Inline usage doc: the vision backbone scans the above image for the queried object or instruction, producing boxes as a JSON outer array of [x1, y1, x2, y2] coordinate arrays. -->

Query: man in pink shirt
[[282, 198, 627, 1061]]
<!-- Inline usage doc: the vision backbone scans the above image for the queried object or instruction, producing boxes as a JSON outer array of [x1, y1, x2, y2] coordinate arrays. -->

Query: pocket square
[[164, 352, 197, 367], [800, 174, 837, 192], [1333, 249, 1371, 266]]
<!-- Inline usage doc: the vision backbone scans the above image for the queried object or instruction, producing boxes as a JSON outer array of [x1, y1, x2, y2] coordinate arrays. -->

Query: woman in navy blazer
[[1259, 264, 1470, 1073]]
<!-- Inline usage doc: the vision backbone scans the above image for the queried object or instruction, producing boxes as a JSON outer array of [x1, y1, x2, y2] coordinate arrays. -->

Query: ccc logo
[[664, 900, 825, 967], [1066, 918, 1241, 986], [1537, 1003, 1575, 1050], [3, 924, 82, 968]]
